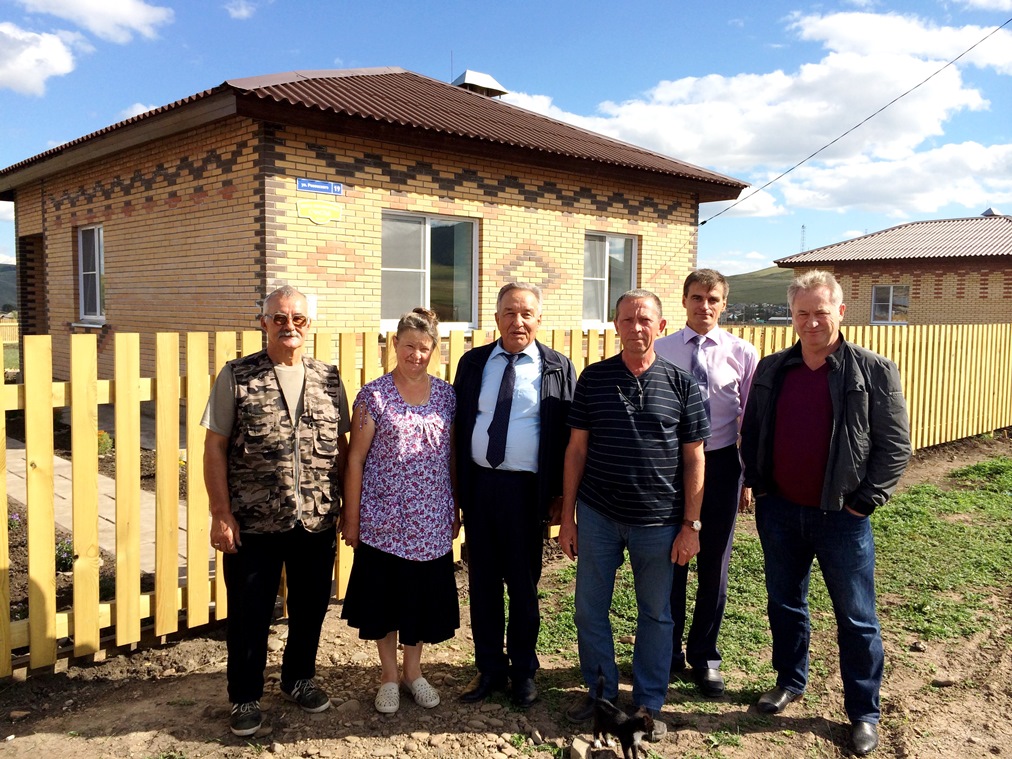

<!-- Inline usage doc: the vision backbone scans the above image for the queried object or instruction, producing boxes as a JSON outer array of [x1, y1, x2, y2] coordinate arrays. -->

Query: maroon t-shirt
[[772, 362, 832, 507]]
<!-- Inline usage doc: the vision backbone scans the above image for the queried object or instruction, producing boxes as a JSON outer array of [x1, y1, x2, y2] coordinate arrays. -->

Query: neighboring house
[[0, 67, 745, 378], [776, 210, 1012, 325]]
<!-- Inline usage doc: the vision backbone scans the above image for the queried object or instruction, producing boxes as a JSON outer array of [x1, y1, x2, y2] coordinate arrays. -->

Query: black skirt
[[340, 541, 460, 646]]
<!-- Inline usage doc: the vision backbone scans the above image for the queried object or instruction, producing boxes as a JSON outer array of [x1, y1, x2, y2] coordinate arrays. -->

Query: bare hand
[[341, 519, 360, 548], [210, 511, 241, 554], [670, 528, 700, 566], [738, 486, 753, 514], [557, 518, 578, 561], [547, 497, 563, 527]]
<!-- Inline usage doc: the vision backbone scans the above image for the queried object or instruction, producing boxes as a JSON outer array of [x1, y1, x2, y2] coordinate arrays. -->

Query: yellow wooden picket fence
[[2, 322, 1011, 674]]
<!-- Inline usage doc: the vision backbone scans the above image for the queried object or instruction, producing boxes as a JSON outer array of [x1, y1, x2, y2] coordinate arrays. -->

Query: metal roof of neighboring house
[[0, 67, 746, 200], [776, 213, 1012, 265]]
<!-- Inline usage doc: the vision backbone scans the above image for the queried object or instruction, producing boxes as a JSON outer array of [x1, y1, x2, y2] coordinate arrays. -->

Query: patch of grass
[[3, 342, 18, 372]]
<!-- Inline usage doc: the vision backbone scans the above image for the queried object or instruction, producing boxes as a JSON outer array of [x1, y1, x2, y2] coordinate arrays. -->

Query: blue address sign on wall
[[297, 178, 344, 195]]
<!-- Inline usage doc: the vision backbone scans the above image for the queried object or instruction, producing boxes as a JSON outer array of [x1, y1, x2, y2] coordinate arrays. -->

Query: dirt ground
[[1, 435, 1011, 758]]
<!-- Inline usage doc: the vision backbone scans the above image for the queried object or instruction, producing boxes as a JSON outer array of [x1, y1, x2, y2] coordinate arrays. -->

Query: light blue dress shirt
[[471, 341, 542, 472]]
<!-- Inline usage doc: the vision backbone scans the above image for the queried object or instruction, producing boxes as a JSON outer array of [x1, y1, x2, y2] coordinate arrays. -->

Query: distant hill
[[726, 266, 791, 305], [0, 264, 15, 312]]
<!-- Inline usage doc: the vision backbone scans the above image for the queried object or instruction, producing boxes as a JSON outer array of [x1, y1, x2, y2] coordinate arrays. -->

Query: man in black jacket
[[741, 270, 911, 757], [454, 282, 576, 708]]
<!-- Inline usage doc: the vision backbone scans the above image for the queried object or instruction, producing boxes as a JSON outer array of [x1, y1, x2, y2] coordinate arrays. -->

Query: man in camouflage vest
[[202, 285, 350, 737]]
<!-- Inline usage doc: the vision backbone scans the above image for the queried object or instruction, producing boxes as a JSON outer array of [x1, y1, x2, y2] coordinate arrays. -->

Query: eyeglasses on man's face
[[263, 312, 309, 328]]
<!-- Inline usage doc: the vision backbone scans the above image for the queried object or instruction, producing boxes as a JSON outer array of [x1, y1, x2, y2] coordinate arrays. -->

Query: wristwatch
[[682, 518, 702, 532]]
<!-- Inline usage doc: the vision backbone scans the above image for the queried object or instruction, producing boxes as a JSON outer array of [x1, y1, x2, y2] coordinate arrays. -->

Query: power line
[[700, 15, 1012, 227]]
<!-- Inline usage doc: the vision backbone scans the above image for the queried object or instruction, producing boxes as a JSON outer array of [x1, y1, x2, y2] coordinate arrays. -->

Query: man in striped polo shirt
[[558, 289, 709, 741]]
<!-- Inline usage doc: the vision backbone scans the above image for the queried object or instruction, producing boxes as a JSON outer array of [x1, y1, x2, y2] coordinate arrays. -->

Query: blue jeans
[[756, 494, 883, 724], [574, 502, 676, 711]]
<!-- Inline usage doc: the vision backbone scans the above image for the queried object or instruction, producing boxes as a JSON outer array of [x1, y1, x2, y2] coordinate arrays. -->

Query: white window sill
[[71, 321, 107, 329]]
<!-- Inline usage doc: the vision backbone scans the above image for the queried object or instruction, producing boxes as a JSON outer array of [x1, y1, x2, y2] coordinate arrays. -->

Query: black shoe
[[280, 678, 331, 713], [229, 700, 262, 737], [756, 686, 802, 714], [692, 667, 725, 697], [459, 672, 508, 703], [565, 694, 596, 723], [510, 677, 538, 708], [670, 657, 686, 679], [851, 721, 879, 756]]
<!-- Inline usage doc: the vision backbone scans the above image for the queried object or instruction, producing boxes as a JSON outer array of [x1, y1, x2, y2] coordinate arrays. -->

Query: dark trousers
[[223, 524, 337, 704], [465, 465, 543, 681], [672, 444, 742, 670]]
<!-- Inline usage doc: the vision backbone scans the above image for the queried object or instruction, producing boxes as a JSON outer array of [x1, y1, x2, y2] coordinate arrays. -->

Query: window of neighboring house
[[871, 284, 910, 324], [78, 225, 105, 323], [381, 212, 476, 331], [583, 233, 635, 325]]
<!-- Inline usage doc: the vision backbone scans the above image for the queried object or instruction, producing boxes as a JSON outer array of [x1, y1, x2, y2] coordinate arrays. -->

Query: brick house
[[776, 210, 1012, 325], [0, 67, 745, 377]]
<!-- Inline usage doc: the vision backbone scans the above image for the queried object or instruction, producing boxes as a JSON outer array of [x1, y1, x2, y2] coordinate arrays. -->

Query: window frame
[[77, 225, 106, 324], [870, 284, 909, 325], [380, 211, 478, 334], [582, 232, 637, 328]]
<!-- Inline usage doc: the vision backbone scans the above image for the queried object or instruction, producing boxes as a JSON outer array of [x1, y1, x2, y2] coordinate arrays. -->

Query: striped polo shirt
[[569, 354, 710, 526]]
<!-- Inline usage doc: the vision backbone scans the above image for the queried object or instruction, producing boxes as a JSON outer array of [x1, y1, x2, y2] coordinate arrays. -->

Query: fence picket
[[185, 333, 211, 626], [155, 333, 180, 636], [0, 400, 9, 677], [114, 333, 142, 646], [70, 334, 100, 656], [24, 335, 56, 668]]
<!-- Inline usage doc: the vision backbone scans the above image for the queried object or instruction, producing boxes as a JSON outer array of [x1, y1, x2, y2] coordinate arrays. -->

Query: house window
[[871, 285, 909, 324], [381, 213, 475, 328], [78, 226, 105, 322], [584, 233, 635, 323]]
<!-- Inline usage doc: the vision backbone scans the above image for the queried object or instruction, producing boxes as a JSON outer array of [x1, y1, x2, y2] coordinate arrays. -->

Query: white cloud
[[119, 102, 157, 119], [225, 0, 256, 20], [698, 250, 775, 275], [958, 1, 1012, 10], [0, 22, 79, 95], [16, 0, 173, 44], [0, 203, 14, 222], [506, 11, 1011, 222]]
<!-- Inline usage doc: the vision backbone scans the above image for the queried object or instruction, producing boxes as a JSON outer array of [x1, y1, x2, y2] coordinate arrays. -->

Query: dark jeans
[[756, 494, 883, 723], [671, 444, 742, 671], [223, 523, 337, 704], [464, 465, 543, 681]]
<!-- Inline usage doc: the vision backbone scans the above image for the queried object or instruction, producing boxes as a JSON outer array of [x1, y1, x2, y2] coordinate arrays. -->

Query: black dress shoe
[[510, 677, 538, 708], [692, 667, 725, 697], [756, 686, 802, 714], [851, 721, 879, 756], [459, 672, 508, 703]]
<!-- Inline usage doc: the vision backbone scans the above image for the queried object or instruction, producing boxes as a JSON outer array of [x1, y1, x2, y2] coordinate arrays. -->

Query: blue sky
[[1, 0, 1010, 275]]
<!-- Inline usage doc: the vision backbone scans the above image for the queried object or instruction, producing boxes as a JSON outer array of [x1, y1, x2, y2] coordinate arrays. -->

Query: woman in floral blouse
[[341, 307, 459, 714]]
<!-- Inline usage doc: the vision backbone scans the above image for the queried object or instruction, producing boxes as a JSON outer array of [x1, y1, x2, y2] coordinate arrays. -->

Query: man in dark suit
[[454, 282, 576, 708]]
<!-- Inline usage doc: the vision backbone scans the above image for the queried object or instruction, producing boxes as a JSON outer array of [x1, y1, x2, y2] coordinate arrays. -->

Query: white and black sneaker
[[281, 678, 331, 713], [229, 700, 262, 736]]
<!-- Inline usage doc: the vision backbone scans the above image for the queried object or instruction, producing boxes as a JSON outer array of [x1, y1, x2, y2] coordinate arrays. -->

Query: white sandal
[[402, 676, 440, 708], [375, 681, 400, 713]]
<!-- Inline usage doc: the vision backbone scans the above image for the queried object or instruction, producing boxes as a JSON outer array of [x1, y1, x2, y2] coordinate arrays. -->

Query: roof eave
[[0, 90, 238, 199]]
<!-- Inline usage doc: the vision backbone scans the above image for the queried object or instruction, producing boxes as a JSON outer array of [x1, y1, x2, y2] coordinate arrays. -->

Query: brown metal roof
[[0, 67, 746, 200], [776, 213, 1012, 265]]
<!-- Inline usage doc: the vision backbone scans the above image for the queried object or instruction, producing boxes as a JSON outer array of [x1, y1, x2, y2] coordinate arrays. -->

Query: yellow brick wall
[[795, 263, 1012, 325], [32, 118, 263, 376], [263, 124, 699, 332]]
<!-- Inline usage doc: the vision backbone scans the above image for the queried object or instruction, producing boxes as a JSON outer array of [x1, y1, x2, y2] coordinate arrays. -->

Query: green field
[[725, 266, 793, 305]]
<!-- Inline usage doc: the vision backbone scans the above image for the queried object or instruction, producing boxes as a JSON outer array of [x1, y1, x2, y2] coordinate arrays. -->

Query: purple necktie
[[486, 353, 519, 468], [690, 334, 711, 420]]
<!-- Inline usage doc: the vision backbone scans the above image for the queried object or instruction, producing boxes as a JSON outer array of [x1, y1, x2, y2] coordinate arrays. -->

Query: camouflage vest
[[227, 350, 344, 533]]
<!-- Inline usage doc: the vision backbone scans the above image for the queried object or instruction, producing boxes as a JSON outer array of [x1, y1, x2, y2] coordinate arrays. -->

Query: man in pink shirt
[[654, 269, 757, 697]]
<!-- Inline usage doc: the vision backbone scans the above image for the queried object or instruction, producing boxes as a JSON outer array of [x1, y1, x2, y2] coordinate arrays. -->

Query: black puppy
[[591, 673, 654, 759]]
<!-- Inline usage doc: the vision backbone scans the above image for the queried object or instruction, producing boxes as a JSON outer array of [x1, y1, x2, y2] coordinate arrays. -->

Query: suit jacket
[[453, 339, 576, 520]]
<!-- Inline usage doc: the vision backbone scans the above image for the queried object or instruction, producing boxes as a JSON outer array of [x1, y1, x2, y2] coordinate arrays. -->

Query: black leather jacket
[[453, 339, 576, 520], [741, 337, 911, 514]]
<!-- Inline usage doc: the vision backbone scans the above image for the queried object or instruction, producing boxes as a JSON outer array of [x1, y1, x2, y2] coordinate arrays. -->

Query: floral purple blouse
[[354, 372, 456, 561]]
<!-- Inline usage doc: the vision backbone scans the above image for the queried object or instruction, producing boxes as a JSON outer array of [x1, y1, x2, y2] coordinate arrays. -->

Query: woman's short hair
[[396, 307, 440, 348]]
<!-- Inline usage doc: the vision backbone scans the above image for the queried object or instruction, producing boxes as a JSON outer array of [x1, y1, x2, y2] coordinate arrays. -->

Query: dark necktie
[[486, 353, 519, 469], [690, 334, 711, 419]]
